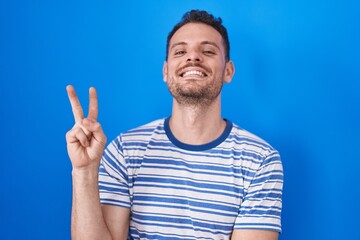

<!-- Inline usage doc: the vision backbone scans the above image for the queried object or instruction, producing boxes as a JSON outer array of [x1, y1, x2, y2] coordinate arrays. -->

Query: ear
[[163, 61, 168, 82], [224, 60, 235, 83]]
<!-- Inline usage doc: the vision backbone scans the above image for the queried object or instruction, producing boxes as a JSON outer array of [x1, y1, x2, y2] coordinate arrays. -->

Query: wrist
[[72, 164, 99, 180]]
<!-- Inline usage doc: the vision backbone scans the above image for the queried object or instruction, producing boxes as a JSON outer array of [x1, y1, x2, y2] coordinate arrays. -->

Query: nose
[[186, 49, 202, 62]]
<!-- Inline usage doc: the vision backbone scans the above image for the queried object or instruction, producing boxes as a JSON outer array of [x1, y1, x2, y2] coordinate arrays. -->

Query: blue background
[[1, 0, 359, 239]]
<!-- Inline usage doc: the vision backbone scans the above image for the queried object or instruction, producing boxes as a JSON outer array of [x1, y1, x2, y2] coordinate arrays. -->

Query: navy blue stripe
[[130, 218, 232, 236], [131, 165, 246, 182], [133, 195, 238, 213], [132, 213, 233, 231], [164, 117, 233, 151]]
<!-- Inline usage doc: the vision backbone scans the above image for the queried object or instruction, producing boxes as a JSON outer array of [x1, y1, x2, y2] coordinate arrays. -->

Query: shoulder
[[229, 122, 283, 188], [113, 118, 166, 146], [122, 118, 165, 137], [229, 122, 279, 158], [104, 118, 166, 157]]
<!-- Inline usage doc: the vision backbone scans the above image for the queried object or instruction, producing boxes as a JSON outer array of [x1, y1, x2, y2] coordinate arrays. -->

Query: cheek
[[167, 62, 177, 73]]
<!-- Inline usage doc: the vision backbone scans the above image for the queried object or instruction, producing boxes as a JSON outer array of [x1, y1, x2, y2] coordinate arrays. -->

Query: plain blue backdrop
[[1, 0, 359, 239]]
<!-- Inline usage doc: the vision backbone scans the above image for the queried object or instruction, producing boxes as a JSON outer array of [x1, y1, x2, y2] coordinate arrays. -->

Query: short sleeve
[[234, 150, 283, 232], [98, 135, 131, 208]]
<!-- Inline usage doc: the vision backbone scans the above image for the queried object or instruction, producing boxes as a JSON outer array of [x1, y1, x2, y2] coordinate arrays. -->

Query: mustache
[[176, 63, 211, 76]]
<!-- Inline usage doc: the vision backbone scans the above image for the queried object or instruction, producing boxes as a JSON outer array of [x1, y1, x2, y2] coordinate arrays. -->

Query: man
[[66, 10, 283, 240]]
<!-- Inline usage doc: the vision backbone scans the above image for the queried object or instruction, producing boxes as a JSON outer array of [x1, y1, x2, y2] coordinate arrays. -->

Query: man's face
[[163, 23, 234, 107]]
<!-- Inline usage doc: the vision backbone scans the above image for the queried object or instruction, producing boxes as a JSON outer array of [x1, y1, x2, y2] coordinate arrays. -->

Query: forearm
[[71, 167, 112, 240], [231, 229, 278, 240]]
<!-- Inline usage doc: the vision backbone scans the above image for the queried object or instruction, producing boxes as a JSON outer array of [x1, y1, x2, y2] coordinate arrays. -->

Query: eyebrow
[[170, 41, 220, 50], [201, 41, 220, 50]]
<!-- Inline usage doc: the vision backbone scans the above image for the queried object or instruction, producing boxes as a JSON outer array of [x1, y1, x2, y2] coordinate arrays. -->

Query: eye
[[174, 50, 186, 56], [203, 50, 215, 55]]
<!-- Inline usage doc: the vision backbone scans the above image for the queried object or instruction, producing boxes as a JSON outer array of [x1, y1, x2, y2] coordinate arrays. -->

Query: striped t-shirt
[[99, 117, 283, 239]]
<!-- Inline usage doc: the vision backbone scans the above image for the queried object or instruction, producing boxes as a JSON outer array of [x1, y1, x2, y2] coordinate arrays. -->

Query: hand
[[65, 85, 107, 170]]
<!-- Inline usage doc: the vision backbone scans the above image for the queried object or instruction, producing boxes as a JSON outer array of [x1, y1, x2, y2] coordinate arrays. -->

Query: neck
[[169, 96, 226, 145]]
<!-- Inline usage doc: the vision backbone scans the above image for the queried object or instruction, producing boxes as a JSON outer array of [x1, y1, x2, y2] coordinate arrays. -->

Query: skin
[[66, 86, 129, 240], [66, 22, 278, 240], [163, 23, 234, 145]]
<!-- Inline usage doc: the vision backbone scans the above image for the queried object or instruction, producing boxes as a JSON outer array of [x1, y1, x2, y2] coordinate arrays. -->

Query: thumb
[[82, 118, 107, 145]]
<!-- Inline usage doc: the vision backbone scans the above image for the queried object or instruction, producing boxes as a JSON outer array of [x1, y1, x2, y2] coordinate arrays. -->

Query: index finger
[[66, 85, 84, 123], [88, 86, 98, 121]]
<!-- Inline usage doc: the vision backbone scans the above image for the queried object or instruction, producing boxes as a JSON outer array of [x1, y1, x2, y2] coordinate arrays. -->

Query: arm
[[102, 204, 130, 239], [72, 168, 130, 240], [66, 85, 130, 239], [71, 166, 112, 240], [231, 229, 278, 240], [232, 151, 283, 240]]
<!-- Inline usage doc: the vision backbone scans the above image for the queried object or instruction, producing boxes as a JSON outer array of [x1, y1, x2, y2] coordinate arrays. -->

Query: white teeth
[[183, 70, 205, 77]]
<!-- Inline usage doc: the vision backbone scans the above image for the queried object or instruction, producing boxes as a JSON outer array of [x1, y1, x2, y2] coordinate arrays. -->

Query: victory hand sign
[[65, 85, 107, 170], [66, 86, 118, 240]]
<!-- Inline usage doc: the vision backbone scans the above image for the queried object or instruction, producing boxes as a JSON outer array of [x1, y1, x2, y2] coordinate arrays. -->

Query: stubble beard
[[166, 73, 224, 108]]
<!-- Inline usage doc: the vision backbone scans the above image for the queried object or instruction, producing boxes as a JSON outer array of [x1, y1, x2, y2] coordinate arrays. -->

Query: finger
[[83, 118, 106, 145], [88, 87, 98, 121], [74, 122, 92, 139], [66, 85, 84, 123], [66, 127, 90, 147]]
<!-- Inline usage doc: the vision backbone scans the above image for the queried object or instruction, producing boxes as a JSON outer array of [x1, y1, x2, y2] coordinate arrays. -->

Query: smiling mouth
[[180, 70, 208, 78]]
